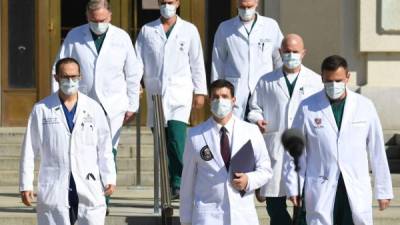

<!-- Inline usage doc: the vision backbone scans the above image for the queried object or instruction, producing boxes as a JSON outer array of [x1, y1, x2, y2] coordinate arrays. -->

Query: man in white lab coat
[[52, 0, 142, 209], [248, 34, 323, 225], [135, 0, 207, 198], [20, 58, 116, 225], [285, 55, 393, 225], [211, 0, 283, 119], [180, 79, 272, 225]]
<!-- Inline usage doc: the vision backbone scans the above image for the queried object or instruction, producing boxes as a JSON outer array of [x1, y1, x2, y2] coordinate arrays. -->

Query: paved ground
[[1, 184, 399, 225]]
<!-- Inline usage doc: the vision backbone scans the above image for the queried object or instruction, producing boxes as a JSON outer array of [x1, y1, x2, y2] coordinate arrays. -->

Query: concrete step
[[0, 186, 399, 225], [0, 157, 155, 172], [0, 143, 156, 158], [0, 171, 155, 187], [0, 127, 154, 145]]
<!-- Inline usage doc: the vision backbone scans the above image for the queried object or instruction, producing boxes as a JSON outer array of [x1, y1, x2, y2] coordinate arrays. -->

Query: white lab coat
[[248, 66, 323, 197], [285, 90, 393, 225], [19, 92, 116, 225], [135, 16, 207, 127], [180, 116, 272, 225], [52, 24, 143, 146], [211, 14, 283, 119]]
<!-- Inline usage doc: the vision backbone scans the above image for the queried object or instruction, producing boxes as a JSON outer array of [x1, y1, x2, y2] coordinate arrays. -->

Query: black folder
[[230, 140, 256, 197]]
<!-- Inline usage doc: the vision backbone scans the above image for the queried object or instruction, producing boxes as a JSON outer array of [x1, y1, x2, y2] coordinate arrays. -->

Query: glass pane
[[142, 0, 159, 9], [8, 0, 35, 88], [61, 0, 89, 41]]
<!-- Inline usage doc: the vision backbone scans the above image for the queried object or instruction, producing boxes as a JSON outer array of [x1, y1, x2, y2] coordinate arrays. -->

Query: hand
[[123, 111, 135, 125], [378, 199, 390, 211], [232, 173, 248, 191], [256, 120, 267, 133], [104, 184, 116, 196], [289, 196, 300, 207], [21, 191, 34, 206], [139, 86, 144, 98], [192, 94, 205, 109]]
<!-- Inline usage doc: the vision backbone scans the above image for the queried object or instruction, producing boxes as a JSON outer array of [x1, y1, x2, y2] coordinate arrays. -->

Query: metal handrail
[[152, 94, 173, 224]]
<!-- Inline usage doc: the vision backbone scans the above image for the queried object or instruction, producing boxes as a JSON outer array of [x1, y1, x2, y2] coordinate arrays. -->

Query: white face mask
[[211, 98, 233, 119], [324, 81, 346, 100], [60, 78, 79, 96], [282, 53, 302, 69], [160, 4, 176, 19], [89, 22, 109, 35], [238, 7, 256, 22]]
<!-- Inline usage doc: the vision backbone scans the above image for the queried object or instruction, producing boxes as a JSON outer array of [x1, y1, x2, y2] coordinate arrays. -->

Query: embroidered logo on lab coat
[[42, 117, 59, 125], [200, 145, 213, 161], [314, 118, 323, 128], [82, 114, 94, 124]]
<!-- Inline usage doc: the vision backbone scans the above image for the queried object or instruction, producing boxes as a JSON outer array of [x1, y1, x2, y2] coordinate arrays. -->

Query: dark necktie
[[220, 126, 231, 170]]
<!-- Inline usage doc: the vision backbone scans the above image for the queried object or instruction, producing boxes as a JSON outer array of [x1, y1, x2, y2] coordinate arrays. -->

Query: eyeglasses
[[58, 74, 81, 81]]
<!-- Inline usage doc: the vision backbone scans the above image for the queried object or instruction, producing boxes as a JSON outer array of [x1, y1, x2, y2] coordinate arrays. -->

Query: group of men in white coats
[[18, 0, 394, 224]]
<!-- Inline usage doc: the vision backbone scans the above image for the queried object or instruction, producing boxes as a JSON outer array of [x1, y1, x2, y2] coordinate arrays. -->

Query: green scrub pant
[[105, 148, 117, 206], [333, 174, 354, 225], [165, 120, 187, 189]]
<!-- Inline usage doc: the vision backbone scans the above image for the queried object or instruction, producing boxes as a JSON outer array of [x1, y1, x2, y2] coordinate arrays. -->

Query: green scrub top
[[90, 30, 107, 53], [330, 97, 346, 130]]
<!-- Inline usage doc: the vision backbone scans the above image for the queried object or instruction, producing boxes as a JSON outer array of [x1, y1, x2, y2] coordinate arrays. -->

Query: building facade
[[0, 0, 398, 131]]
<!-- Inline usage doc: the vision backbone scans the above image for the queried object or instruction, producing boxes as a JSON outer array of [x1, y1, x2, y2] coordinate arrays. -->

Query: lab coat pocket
[[78, 122, 97, 146], [264, 131, 280, 161], [82, 174, 105, 207], [304, 176, 331, 213], [37, 183, 58, 208], [258, 41, 273, 63]]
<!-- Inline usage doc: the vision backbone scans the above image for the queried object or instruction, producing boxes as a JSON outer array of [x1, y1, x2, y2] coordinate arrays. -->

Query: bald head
[[280, 34, 306, 71], [281, 34, 305, 52]]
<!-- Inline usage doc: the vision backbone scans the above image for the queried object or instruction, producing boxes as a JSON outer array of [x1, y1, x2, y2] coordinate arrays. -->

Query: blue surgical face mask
[[60, 78, 79, 96], [282, 53, 302, 69], [160, 3, 176, 19], [324, 81, 346, 100], [211, 98, 233, 119], [89, 22, 109, 35], [238, 7, 256, 22]]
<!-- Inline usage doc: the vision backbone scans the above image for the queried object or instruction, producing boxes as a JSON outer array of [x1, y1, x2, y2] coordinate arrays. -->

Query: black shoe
[[171, 188, 180, 200], [106, 207, 110, 216]]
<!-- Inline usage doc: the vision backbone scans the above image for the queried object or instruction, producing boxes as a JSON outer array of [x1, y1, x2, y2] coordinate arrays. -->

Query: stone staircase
[[0, 127, 399, 225]]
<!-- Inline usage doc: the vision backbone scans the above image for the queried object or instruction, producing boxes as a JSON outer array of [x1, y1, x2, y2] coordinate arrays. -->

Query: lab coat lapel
[[277, 69, 290, 99], [291, 67, 306, 103], [339, 90, 357, 136], [72, 93, 84, 134], [318, 92, 339, 133], [234, 16, 249, 41], [166, 16, 182, 43], [53, 94, 71, 134], [97, 25, 115, 58], [155, 18, 167, 41], [201, 118, 226, 170], [230, 117, 243, 159], [83, 25, 98, 56]]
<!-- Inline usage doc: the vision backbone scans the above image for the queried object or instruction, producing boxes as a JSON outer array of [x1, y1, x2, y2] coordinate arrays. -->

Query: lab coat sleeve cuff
[[127, 104, 138, 113], [375, 190, 394, 200], [247, 112, 264, 124], [193, 89, 208, 96], [19, 184, 33, 192]]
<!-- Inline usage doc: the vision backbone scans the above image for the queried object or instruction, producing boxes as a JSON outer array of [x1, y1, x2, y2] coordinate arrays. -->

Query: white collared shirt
[[212, 115, 235, 149]]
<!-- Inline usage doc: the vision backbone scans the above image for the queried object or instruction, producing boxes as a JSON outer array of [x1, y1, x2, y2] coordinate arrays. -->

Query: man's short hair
[[55, 57, 80, 75], [86, 0, 111, 14], [321, 55, 348, 73], [209, 79, 235, 97]]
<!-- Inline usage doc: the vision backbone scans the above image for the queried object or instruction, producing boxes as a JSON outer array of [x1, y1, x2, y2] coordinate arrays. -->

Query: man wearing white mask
[[180, 79, 272, 225], [248, 34, 323, 225], [20, 58, 116, 225], [52, 0, 142, 212], [135, 0, 207, 198], [211, 0, 283, 119], [285, 55, 393, 225]]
